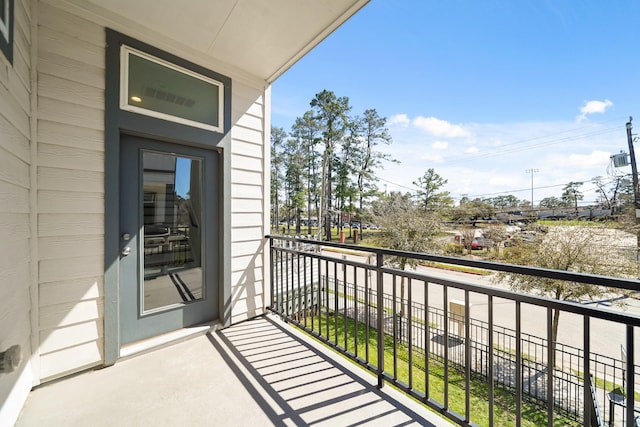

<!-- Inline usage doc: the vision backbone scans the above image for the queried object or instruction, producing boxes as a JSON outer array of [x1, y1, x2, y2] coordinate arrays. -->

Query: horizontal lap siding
[[230, 85, 266, 323], [36, 3, 106, 381], [0, 0, 32, 423]]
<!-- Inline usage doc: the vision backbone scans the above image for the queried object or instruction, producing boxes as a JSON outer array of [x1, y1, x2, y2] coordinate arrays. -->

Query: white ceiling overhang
[[61, 0, 369, 83]]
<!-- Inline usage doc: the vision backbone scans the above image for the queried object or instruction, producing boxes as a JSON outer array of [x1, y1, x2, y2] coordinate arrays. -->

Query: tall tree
[[283, 135, 306, 234], [489, 195, 520, 209], [413, 169, 452, 212], [334, 129, 359, 230], [290, 112, 321, 234], [561, 181, 583, 215], [354, 109, 394, 213], [452, 198, 495, 221], [372, 191, 441, 340], [310, 90, 351, 240], [593, 175, 627, 215], [270, 127, 287, 231], [539, 196, 561, 209]]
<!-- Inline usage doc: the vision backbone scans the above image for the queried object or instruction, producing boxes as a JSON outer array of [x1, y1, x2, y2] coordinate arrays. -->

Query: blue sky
[[271, 0, 640, 206]]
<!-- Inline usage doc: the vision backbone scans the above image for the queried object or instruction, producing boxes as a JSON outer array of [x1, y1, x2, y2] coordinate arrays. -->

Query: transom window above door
[[120, 46, 224, 133]]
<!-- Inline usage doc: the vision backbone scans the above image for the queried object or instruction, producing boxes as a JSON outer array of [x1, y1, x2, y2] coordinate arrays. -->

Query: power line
[[465, 175, 629, 200], [446, 126, 621, 164]]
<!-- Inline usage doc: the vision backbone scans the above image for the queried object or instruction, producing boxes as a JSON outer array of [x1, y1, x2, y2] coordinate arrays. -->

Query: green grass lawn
[[299, 313, 579, 427]]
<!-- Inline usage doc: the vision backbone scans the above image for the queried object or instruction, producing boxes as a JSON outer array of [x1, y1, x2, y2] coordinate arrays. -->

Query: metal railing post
[[269, 237, 274, 310], [626, 325, 634, 427], [376, 251, 384, 389]]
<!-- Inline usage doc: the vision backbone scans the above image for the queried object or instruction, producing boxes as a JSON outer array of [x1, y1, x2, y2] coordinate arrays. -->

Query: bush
[[443, 242, 464, 254]]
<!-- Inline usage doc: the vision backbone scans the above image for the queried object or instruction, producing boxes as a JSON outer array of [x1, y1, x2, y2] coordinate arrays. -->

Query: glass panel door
[[119, 135, 218, 345]]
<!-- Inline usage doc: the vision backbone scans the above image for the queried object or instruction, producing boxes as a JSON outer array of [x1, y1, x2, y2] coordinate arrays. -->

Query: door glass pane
[[142, 151, 204, 312]]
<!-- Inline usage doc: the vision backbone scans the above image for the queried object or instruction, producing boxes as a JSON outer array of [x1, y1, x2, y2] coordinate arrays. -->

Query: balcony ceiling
[[64, 0, 369, 82]]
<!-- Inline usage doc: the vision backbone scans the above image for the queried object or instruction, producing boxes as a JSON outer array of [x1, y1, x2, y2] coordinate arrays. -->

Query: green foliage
[[371, 192, 441, 270], [270, 127, 287, 227], [560, 181, 584, 209], [443, 242, 465, 254], [495, 225, 637, 366], [485, 194, 521, 209], [451, 197, 495, 221], [354, 109, 395, 212], [413, 168, 453, 212], [539, 196, 561, 208], [290, 112, 322, 235]]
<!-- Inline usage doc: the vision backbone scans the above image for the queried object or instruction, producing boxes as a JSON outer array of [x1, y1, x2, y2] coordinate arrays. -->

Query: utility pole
[[626, 117, 640, 258], [525, 168, 538, 209]]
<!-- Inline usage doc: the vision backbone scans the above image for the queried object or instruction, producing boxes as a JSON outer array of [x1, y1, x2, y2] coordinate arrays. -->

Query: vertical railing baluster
[[376, 251, 384, 389], [296, 251, 301, 321], [334, 260, 338, 345], [488, 295, 494, 427], [269, 238, 274, 310], [444, 285, 449, 409], [354, 265, 359, 358], [547, 307, 554, 427], [279, 246, 284, 315], [626, 325, 634, 427], [343, 257, 348, 351], [392, 274, 398, 381], [425, 280, 430, 400], [516, 301, 522, 427], [325, 259, 330, 339], [303, 252, 308, 327], [583, 316, 591, 427], [365, 263, 370, 363], [408, 277, 413, 390], [465, 290, 471, 423]]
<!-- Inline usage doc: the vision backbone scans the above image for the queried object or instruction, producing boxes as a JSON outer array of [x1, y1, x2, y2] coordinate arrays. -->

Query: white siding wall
[[0, 0, 33, 424], [30, 0, 269, 382], [229, 83, 267, 323], [36, 1, 105, 381]]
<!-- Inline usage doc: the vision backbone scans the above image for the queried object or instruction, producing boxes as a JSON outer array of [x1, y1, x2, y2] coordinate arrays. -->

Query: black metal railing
[[267, 235, 640, 427]]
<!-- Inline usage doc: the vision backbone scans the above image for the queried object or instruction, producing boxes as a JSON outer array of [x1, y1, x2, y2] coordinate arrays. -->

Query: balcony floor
[[17, 314, 453, 426]]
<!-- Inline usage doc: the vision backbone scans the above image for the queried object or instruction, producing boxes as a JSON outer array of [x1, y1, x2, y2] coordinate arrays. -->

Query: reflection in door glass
[[142, 151, 203, 312]]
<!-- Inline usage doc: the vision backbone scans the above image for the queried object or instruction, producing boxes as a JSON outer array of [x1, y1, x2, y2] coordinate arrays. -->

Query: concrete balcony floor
[[17, 315, 453, 426]]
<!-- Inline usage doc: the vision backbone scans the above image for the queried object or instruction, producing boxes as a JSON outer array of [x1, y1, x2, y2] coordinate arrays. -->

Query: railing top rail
[[266, 235, 640, 291]]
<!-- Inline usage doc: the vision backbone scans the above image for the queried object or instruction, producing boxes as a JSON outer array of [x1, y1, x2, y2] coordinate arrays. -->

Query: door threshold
[[119, 321, 222, 361]]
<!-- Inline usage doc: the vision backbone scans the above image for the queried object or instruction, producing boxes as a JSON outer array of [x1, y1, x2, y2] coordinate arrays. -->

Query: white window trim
[[0, 0, 9, 43], [120, 46, 225, 133]]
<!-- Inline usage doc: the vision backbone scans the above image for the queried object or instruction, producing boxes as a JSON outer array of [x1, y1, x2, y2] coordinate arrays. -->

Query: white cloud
[[577, 99, 613, 122], [412, 116, 471, 138], [388, 114, 411, 127], [420, 152, 444, 163], [378, 117, 623, 203], [432, 141, 448, 150], [465, 146, 479, 154], [566, 150, 612, 168]]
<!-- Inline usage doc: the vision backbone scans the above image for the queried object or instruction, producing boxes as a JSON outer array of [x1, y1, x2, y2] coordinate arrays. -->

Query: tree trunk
[[325, 161, 333, 241]]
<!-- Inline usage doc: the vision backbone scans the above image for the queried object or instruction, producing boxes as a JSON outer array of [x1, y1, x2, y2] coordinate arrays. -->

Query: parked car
[[471, 237, 494, 250]]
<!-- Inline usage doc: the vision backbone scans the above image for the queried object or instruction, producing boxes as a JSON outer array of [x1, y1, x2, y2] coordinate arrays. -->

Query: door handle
[[121, 246, 131, 256]]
